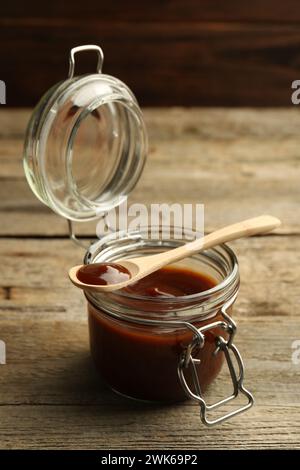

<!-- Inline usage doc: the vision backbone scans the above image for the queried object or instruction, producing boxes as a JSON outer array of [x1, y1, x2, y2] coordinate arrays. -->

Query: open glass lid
[[23, 45, 148, 221]]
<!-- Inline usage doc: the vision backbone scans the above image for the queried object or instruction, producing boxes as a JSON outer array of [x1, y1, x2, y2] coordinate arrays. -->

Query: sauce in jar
[[124, 266, 215, 297], [88, 266, 227, 402]]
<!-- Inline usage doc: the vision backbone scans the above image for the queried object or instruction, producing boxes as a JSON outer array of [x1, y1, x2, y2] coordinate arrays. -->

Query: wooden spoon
[[69, 215, 281, 293]]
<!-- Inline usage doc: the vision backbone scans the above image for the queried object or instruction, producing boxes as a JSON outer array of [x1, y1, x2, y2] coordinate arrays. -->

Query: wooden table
[[0, 108, 299, 449]]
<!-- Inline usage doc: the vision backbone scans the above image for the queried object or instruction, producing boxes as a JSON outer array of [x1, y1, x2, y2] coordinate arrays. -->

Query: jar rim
[[85, 229, 239, 310]]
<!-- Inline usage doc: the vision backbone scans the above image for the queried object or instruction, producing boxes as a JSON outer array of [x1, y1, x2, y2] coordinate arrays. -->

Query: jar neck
[[84, 230, 240, 323]]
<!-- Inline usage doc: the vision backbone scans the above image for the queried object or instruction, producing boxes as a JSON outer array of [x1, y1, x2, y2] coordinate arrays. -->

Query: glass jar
[[23, 45, 253, 426], [84, 229, 253, 425], [23, 45, 147, 221]]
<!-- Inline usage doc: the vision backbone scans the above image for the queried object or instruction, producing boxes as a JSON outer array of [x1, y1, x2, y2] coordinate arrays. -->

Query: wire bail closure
[[68, 45, 104, 79], [178, 295, 254, 426]]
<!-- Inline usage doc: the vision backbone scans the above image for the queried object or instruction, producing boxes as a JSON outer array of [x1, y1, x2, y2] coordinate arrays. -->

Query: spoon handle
[[189, 215, 280, 252], [159, 215, 281, 265]]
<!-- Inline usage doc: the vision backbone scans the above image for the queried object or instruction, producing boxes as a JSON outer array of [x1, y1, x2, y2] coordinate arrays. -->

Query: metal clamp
[[178, 297, 254, 426], [68, 45, 104, 79]]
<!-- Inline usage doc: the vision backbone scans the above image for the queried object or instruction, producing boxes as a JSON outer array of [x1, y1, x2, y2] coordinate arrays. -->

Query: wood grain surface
[[0, 108, 299, 449], [2, 2, 300, 106]]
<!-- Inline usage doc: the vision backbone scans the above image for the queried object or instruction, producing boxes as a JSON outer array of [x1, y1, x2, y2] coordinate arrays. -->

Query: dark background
[[1, 1, 300, 107]]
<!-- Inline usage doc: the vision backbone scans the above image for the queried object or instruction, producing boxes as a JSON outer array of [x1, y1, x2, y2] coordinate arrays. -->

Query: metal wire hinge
[[67, 219, 91, 249], [67, 213, 114, 250], [178, 298, 254, 426]]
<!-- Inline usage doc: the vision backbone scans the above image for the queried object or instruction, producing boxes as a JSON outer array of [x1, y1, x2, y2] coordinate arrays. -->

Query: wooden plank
[[1, 21, 300, 106], [0, 405, 299, 450], [0, 308, 299, 405], [3, 1, 300, 23], [0, 108, 299, 236], [0, 236, 298, 316], [3, 107, 300, 138]]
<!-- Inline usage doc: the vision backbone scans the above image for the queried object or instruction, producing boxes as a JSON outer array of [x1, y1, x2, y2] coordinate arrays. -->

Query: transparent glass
[[23, 75, 147, 221], [84, 229, 240, 403]]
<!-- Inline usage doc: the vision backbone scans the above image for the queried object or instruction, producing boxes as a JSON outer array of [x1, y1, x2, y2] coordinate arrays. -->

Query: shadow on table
[[47, 348, 181, 412]]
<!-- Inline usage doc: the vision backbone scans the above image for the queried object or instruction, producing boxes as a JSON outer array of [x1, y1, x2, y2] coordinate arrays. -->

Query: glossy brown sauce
[[124, 266, 216, 297], [88, 266, 228, 402], [77, 263, 131, 286]]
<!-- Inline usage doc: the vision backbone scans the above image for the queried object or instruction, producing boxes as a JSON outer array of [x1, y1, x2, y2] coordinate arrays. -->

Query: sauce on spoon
[[77, 263, 131, 286]]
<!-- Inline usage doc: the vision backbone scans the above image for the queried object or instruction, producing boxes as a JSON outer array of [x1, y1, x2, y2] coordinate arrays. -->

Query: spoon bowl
[[69, 259, 141, 292]]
